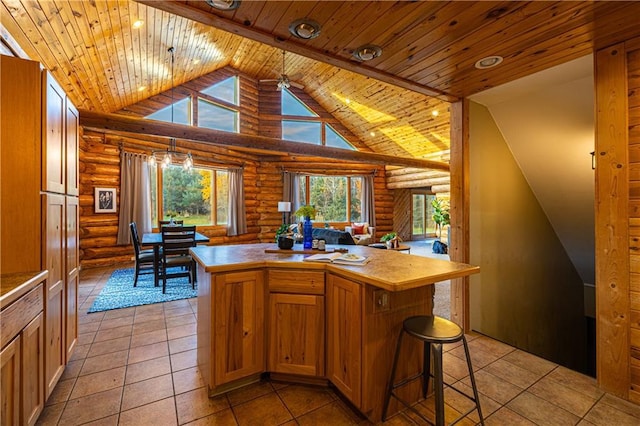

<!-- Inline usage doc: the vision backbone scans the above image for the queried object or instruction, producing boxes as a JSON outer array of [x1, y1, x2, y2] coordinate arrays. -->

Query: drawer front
[[1, 283, 43, 347], [268, 270, 325, 294]]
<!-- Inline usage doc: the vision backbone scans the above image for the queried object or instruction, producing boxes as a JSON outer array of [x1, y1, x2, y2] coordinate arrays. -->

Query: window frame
[[298, 174, 362, 223]]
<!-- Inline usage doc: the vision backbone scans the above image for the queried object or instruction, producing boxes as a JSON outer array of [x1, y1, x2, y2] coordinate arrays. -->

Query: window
[[198, 98, 238, 132], [147, 97, 191, 125], [150, 164, 229, 227], [281, 88, 354, 149], [201, 77, 238, 105], [298, 175, 362, 222]]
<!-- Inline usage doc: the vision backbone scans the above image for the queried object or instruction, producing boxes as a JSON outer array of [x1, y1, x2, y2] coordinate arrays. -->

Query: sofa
[[344, 222, 375, 245], [311, 228, 356, 245]]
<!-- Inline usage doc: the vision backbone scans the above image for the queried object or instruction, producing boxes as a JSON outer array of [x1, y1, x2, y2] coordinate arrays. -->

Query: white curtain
[[283, 171, 301, 223], [117, 152, 151, 245], [361, 175, 376, 227], [227, 168, 247, 236]]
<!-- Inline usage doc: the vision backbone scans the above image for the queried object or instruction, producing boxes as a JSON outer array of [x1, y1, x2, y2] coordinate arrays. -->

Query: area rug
[[87, 267, 196, 313]]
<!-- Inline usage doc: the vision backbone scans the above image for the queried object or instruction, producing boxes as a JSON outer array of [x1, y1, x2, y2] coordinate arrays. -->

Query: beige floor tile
[[166, 313, 196, 328], [45, 378, 75, 405], [87, 336, 131, 358], [507, 391, 580, 426], [133, 318, 167, 334], [169, 334, 197, 354], [171, 348, 198, 372], [232, 392, 292, 426], [121, 373, 175, 411], [35, 401, 65, 425], [133, 312, 166, 324], [69, 344, 91, 361], [380, 412, 418, 425], [465, 370, 523, 405], [103, 306, 136, 320], [528, 375, 598, 417], [547, 366, 603, 400], [442, 352, 472, 380], [448, 342, 499, 370], [82, 414, 119, 425], [77, 331, 96, 346], [61, 359, 84, 380], [501, 349, 557, 377], [295, 400, 362, 425], [99, 314, 135, 329], [165, 305, 194, 318], [126, 355, 172, 384], [69, 366, 126, 400], [471, 336, 516, 358], [128, 340, 169, 364], [182, 407, 237, 425], [412, 396, 475, 426], [446, 382, 501, 422], [277, 383, 335, 417], [80, 312, 105, 324], [93, 324, 133, 342], [135, 303, 166, 316], [80, 350, 128, 376], [227, 381, 275, 406], [584, 398, 640, 426], [175, 387, 230, 425], [167, 322, 197, 340], [130, 328, 168, 348], [599, 393, 640, 419], [58, 387, 123, 426], [173, 366, 205, 395], [485, 407, 536, 425], [78, 320, 101, 333], [119, 397, 178, 426], [483, 358, 541, 389]]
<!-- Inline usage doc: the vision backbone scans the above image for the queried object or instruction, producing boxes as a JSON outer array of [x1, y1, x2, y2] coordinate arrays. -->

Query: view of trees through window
[[150, 165, 228, 227], [298, 175, 362, 222]]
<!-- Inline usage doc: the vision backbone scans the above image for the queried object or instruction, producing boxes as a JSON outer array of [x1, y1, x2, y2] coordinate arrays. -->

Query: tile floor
[[35, 263, 640, 426]]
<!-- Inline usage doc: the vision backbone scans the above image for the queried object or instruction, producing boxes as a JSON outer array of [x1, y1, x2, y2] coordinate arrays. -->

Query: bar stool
[[382, 315, 484, 425]]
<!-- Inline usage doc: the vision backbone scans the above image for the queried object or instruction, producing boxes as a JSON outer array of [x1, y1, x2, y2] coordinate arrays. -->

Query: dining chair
[[129, 222, 156, 287], [160, 225, 197, 294]]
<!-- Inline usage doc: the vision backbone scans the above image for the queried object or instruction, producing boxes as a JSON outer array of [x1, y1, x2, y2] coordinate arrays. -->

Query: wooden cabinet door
[[1, 336, 21, 426], [43, 193, 65, 398], [65, 98, 79, 196], [65, 196, 79, 359], [327, 274, 362, 407], [213, 270, 265, 386], [42, 71, 65, 194], [268, 293, 324, 376], [22, 313, 45, 426]]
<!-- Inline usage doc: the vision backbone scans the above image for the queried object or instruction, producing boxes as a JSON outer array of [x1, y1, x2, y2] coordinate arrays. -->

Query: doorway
[[411, 191, 436, 240]]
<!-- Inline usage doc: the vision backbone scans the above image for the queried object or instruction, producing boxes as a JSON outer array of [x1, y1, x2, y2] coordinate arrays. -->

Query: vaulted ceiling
[[2, 0, 640, 161]]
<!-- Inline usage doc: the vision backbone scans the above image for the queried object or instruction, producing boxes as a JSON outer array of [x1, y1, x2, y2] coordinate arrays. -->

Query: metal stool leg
[[382, 330, 405, 421], [462, 336, 484, 425], [432, 343, 445, 426], [423, 341, 431, 398]]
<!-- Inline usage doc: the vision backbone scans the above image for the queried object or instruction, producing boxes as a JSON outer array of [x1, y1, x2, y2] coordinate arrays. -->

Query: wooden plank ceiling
[[2, 0, 640, 161]]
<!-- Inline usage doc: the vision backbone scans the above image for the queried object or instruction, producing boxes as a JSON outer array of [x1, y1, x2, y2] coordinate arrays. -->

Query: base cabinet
[[1, 336, 21, 426], [326, 274, 362, 407], [268, 293, 324, 376], [213, 270, 265, 387]]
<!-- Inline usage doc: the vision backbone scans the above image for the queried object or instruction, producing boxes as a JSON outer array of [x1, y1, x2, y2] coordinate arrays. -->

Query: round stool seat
[[403, 315, 463, 344]]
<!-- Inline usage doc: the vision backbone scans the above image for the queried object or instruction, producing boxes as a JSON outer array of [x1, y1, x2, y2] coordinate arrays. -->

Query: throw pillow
[[351, 223, 365, 235]]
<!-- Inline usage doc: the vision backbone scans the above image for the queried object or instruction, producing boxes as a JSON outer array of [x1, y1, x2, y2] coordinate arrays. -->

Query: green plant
[[380, 232, 398, 242], [274, 223, 290, 242], [432, 198, 450, 238], [294, 205, 316, 219]]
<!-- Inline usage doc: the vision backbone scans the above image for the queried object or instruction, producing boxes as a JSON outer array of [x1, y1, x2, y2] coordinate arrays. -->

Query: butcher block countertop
[[0, 270, 48, 309], [190, 243, 479, 292]]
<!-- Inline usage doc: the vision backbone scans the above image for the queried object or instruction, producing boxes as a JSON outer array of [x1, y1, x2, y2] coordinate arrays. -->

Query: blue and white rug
[[87, 267, 197, 313]]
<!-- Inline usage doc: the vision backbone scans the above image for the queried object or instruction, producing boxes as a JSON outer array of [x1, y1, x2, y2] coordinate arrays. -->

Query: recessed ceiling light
[[138, 86, 146, 92], [345, 98, 351, 104], [132, 20, 144, 29], [474, 55, 503, 69], [370, 131, 376, 137], [432, 110, 439, 117], [205, 0, 241, 10], [289, 19, 321, 40], [353, 45, 382, 61]]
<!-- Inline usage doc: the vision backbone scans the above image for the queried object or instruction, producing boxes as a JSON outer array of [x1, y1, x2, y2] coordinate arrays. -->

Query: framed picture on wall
[[95, 187, 117, 213]]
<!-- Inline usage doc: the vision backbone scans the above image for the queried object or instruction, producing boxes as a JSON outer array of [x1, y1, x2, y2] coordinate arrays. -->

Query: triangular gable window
[[201, 76, 238, 106], [282, 88, 318, 117], [147, 97, 191, 125]]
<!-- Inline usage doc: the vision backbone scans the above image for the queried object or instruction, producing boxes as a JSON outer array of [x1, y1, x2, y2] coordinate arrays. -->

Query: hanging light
[[148, 47, 193, 171]]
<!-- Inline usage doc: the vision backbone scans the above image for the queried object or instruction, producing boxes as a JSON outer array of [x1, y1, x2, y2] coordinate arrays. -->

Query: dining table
[[142, 231, 210, 287]]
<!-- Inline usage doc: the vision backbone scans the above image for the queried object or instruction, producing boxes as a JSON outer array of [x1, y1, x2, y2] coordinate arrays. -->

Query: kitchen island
[[190, 243, 479, 422]]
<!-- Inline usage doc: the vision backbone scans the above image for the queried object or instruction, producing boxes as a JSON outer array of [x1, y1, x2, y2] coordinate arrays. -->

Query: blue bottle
[[303, 216, 313, 249]]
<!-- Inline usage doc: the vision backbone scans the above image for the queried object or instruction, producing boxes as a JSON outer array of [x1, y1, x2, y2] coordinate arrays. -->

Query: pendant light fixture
[[148, 47, 193, 171]]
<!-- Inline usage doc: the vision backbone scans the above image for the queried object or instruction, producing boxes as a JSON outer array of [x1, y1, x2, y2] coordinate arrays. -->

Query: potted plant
[[275, 223, 294, 249], [381, 231, 402, 248], [432, 198, 450, 240]]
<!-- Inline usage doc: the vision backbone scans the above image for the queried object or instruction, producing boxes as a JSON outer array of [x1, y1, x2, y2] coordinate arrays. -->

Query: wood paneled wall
[[79, 67, 396, 267], [595, 36, 640, 401]]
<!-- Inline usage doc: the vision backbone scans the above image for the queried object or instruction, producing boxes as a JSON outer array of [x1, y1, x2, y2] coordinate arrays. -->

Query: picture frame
[[95, 187, 117, 213]]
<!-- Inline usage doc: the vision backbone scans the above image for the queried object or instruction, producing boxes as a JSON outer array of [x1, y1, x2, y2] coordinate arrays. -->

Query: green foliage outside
[[301, 176, 362, 222]]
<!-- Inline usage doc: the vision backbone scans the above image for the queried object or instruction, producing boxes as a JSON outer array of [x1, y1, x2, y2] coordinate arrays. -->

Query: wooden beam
[[595, 42, 630, 398], [134, 0, 458, 103], [79, 110, 451, 171]]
